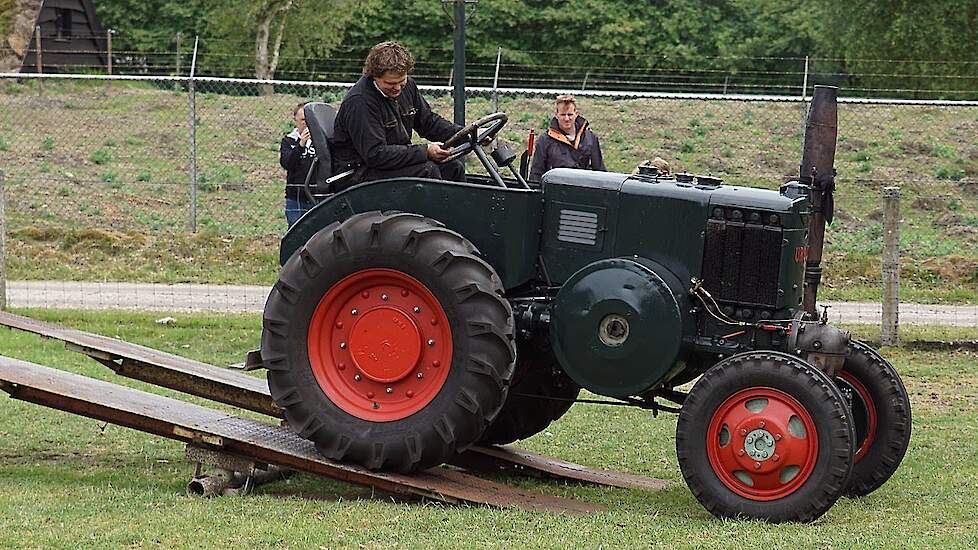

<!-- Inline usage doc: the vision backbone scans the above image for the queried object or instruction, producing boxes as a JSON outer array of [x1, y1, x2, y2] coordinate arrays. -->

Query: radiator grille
[[702, 219, 782, 307], [558, 209, 599, 245]]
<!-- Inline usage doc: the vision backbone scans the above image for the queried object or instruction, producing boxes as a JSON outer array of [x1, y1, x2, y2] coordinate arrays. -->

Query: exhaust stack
[[800, 85, 838, 315]]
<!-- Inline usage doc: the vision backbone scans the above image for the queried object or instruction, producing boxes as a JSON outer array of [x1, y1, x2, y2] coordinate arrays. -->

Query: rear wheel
[[836, 340, 912, 497], [676, 351, 854, 523], [478, 349, 580, 445], [262, 211, 516, 472]]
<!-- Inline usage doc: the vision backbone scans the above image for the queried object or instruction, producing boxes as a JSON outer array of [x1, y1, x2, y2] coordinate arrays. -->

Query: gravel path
[[6, 280, 978, 327]]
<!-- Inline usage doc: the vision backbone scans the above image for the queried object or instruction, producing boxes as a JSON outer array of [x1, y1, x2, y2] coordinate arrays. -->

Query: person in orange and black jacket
[[279, 101, 316, 227], [529, 94, 606, 182]]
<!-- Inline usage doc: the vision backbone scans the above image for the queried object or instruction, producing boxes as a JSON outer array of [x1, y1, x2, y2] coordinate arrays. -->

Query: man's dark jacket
[[332, 76, 460, 172], [279, 129, 316, 201], [529, 116, 606, 182]]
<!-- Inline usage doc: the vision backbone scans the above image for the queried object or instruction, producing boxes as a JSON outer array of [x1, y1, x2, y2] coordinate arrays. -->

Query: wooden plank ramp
[[0, 310, 672, 493], [0, 356, 601, 513]]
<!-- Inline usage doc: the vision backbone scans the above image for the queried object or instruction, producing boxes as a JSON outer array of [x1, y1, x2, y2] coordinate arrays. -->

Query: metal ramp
[[0, 310, 672, 509]]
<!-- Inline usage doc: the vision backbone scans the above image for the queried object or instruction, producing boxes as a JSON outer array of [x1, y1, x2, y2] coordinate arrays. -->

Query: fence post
[[0, 171, 7, 310], [34, 26, 43, 96], [187, 36, 200, 233], [106, 29, 113, 93], [881, 186, 901, 346]]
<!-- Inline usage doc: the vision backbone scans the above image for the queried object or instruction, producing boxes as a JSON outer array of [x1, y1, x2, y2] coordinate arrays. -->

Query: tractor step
[[0, 311, 672, 494], [0, 356, 601, 513]]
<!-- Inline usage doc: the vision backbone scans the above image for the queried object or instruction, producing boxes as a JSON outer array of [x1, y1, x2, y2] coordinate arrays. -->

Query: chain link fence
[[1, 72, 976, 335]]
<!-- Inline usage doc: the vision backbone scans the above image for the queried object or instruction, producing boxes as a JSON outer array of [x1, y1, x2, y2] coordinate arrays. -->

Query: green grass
[[0, 309, 976, 548], [1, 81, 977, 303]]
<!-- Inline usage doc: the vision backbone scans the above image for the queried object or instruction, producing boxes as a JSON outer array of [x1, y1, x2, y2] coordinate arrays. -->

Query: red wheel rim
[[307, 268, 453, 422], [706, 387, 819, 501], [838, 370, 877, 462]]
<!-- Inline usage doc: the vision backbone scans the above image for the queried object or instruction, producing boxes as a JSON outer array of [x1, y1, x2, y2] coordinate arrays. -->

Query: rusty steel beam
[[0, 356, 601, 513]]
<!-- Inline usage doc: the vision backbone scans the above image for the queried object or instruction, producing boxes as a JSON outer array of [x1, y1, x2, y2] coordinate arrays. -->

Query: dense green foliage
[[88, 0, 978, 97]]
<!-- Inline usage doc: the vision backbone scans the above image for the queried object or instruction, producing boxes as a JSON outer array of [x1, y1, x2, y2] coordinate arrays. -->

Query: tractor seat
[[302, 102, 355, 201]]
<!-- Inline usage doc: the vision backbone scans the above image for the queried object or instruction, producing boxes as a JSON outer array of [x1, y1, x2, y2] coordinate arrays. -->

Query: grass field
[[1, 78, 977, 303], [0, 309, 976, 548]]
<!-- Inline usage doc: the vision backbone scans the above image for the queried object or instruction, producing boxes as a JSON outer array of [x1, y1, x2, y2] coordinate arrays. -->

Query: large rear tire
[[836, 340, 912, 497], [262, 211, 516, 472], [676, 351, 854, 523], [478, 348, 580, 445]]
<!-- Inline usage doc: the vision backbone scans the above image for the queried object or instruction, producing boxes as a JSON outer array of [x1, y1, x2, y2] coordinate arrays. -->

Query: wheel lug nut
[[381, 294, 389, 301], [339, 342, 347, 349], [354, 374, 361, 381], [413, 306, 421, 313], [386, 387, 393, 394], [427, 339, 435, 346], [754, 462, 761, 470], [759, 421, 765, 428], [775, 434, 782, 441], [351, 309, 358, 316], [737, 450, 745, 456], [739, 429, 747, 436], [417, 372, 424, 379], [773, 454, 780, 462]]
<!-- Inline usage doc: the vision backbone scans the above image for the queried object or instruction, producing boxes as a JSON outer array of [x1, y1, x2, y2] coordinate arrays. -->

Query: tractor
[[259, 86, 911, 522]]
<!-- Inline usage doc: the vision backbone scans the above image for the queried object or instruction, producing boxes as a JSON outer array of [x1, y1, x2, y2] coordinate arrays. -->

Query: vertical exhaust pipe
[[800, 85, 838, 315]]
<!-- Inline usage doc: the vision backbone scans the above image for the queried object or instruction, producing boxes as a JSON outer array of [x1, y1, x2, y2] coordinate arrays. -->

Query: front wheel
[[836, 340, 912, 497], [676, 351, 854, 523]]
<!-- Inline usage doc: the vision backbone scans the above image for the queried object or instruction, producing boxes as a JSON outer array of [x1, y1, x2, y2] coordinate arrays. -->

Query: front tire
[[836, 340, 912, 497], [262, 211, 516, 472], [676, 351, 854, 523]]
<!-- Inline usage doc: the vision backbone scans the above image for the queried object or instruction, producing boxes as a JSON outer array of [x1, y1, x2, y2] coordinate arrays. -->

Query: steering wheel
[[441, 112, 508, 162]]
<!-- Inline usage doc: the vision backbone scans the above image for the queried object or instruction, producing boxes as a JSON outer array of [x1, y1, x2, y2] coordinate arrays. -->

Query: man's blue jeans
[[285, 197, 316, 227]]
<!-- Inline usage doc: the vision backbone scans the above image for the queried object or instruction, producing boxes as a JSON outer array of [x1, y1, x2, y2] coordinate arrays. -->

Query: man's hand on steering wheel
[[426, 142, 452, 162], [441, 112, 509, 162]]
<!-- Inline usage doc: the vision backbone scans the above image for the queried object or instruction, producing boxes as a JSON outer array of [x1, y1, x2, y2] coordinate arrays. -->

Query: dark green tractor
[[260, 87, 910, 522]]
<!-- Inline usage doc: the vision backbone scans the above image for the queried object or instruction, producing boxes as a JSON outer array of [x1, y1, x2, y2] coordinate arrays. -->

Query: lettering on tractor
[[260, 88, 911, 523]]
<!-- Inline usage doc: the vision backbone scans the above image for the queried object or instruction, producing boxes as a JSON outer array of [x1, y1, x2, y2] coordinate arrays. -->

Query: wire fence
[[0, 72, 976, 338]]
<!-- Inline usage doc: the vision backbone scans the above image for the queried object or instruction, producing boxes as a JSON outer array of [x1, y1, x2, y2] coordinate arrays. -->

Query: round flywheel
[[308, 269, 453, 421]]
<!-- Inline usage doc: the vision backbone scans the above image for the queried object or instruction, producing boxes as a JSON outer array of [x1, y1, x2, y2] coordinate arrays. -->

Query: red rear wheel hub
[[706, 387, 818, 501], [307, 268, 453, 421]]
